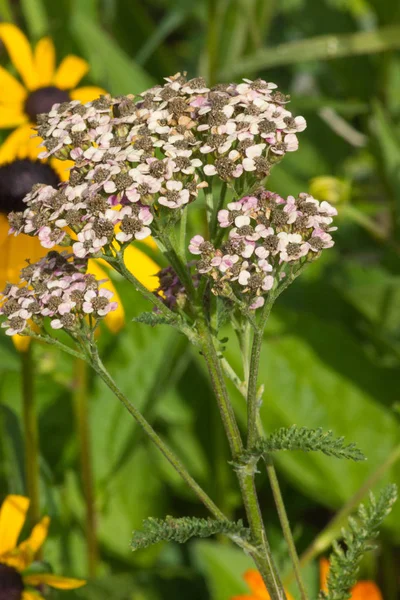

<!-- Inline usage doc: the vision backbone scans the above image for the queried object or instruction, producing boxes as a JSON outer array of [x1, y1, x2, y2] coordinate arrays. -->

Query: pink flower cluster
[[189, 190, 337, 309], [0, 252, 117, 335], [8, 74, 307, 261]]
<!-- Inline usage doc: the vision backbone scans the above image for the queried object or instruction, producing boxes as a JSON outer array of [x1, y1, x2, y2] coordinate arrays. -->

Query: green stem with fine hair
[[73, 358, 98, 577], [21, 345, 40, 528], [88, 347, 226, 521], [197, 320, 286, 600]]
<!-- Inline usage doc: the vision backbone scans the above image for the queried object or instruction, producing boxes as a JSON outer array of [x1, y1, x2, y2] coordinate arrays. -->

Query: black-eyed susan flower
[[0, 24, 160, 349], [0, 23, 104, 163], [0, 494, 85, 600]]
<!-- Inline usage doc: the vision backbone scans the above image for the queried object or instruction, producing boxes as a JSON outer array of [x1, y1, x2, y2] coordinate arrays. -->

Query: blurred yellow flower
[[0, 23, 104, 167], [231, 570, 294, 600], [0, 24, 160, 350], [309, 176, 350, 206], [0, 494, 85, 599]]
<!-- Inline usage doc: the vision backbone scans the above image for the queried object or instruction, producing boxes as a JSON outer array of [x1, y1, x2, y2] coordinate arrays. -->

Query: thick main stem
[[89, 350, 225, 520], [244, 286, 308, 599], [198, 321, 285, 600], [21, 345, 40, 527], [73, 358, 98, 577]]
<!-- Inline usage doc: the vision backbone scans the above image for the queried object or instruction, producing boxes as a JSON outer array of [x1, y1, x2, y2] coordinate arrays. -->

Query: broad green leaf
[[20, 0, 49, 39], [70, 12, 154, 95], [192, 540, 253, 600], [220, 25, 400, 79]]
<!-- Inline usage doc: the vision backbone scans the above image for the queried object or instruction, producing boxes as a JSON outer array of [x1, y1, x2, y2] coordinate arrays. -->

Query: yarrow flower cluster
[[7, 73, 306, 261], [0, 252, 117, 336], [188, 190, 337, 309]]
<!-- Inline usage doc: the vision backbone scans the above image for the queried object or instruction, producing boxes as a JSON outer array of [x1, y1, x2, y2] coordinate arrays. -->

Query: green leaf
[[70, 11, 154, 95], [20, 0, 49, 39], [133, 311, 178, 327], [220, 25, 400, 79], [192, 540, 253, 600], [131, 516, 250, 551], [321, 485, 398, 600], [238, 426, 366, 464]]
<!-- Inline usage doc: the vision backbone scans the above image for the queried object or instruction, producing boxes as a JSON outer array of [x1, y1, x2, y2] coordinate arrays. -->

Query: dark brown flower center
[[0, 159, 61, 214], [0, 563, 24, 600], [25, 86, 71, 123]]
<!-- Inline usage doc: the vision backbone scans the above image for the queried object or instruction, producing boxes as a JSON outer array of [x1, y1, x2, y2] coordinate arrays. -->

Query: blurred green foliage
[[1, 0, 400, 598]]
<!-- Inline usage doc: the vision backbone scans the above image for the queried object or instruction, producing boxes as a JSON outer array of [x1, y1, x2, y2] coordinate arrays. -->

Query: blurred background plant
[[0, 0, 399, 598]]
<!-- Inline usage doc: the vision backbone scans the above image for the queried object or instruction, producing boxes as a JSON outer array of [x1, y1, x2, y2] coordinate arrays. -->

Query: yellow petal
[[0, 495, 29, 556], [87, 260, 125, 333], [0, 124, 35, 164], [53, 55, 89, 90], [123, 243, 160, 292], [70, 86, 106, 104], [50, 158, 73, 182], [24, 574, 86, 590], [34, 37, 56, 87], [17, 515, 50, 557], [23, 591, 44, 600], [0, 217, 47, 290], [0, 23, 38, 90], [0, 65, 27, 103], [12, 335, 31, 353], [0, 105, 27, 128]]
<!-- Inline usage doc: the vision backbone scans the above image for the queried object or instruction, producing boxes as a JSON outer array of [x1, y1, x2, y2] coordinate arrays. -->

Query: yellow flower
[[0, 23, 104, 167], [0, 24, 160, 350], [0, 494, 85, 599], [320, 557, 383, 600], [232, 570, 294, 600]]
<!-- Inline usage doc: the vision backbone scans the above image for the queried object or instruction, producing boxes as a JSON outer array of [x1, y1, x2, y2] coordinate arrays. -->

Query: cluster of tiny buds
[[188, 190, 337, 309], [0, 252, 117, 336], [7, 74, 306, 262]]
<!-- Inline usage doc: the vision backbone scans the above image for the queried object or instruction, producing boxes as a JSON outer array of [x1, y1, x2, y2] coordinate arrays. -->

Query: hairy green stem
[[198, 321, 285, 600], [265, 456, 309, 600], [21, 345, 40, 528], [89, 348, 225, 520], [73, 358, 98, 577], [242, 276, 308, 599], [246, 295, 275, 448]]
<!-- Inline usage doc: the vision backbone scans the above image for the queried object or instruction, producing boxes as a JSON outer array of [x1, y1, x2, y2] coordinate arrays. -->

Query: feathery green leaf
[[131, 516, 251, 551], [319, 484, 398, 600], [238, 426, 366, 465]]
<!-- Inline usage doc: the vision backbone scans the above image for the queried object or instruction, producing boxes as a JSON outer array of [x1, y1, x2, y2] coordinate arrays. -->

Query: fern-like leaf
[[237, 426, 365, 465], [319, 484, 397, 600], [132, 311, 178, 327], [131, 516, 251, 551]]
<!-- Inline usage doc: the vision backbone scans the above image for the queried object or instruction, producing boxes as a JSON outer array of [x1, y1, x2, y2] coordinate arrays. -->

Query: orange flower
[[320, 558, 383, 600], [232, 570, 294, 600]]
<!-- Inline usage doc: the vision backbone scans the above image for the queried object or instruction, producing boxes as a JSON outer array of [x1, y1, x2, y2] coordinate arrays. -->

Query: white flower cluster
[[0, 252, 117, 335], [8, 74, 306, 260], [189, 190, 337, 309]]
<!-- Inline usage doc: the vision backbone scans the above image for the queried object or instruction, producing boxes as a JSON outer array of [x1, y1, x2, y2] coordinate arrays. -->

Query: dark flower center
[[0, 159, 60, 214], [25, 86, 71, 122], [0, 563, 24, 600]]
